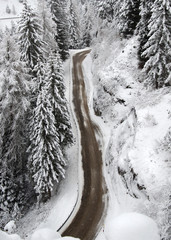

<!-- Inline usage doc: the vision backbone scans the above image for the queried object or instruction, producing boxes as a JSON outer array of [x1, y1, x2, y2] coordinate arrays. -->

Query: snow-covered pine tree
[[0, 34, 30, 213], [142, 0, 171, 88], [28, 59, 66, 202], [97, 0, 116, 23], [37, 0, 57, 55], [117, 0, 140, 38], [68, 0, 80, 49], [46, 51, 73, 147], [18, 1, 46, 70], [80, 1, 94, 47], [136, 0, 154, 68], [50, 0, 70, 61]]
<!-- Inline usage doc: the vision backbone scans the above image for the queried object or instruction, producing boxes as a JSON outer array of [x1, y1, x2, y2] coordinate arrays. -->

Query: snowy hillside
[[89, 33, 171, 239]]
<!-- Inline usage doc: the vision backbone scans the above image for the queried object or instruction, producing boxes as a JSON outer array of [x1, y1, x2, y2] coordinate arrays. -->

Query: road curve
[[62, 50, 107, 240]]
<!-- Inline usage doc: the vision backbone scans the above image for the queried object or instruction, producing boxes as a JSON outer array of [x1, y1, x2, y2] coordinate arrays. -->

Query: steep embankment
[[90, 35, 171, 238]]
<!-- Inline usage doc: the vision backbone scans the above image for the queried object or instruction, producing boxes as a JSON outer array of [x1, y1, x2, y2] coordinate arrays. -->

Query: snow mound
[[105, 212, 160, 240], [4, 220, 16, 234], [30, 229, 80, 240], [30, 228, 61, 240], [59, 237, 80, 240], [0, 230, 22, 240]]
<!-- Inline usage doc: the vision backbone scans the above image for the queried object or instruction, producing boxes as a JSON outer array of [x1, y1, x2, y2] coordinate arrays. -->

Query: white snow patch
[[105, 212, 160, 240], [4, 220, 16, 234], [30, 228, 61, 240], [59, 237, 80, 240], [0, 230, 22, 240]]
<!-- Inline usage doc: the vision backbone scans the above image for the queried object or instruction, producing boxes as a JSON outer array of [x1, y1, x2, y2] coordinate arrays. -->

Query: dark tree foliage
[[118, 0, 141, 38], [18, 1, 46, 70], [0, 35, 31, 214], [97, 0, 116, 23], [46, 51, 74, 147], [27, 60, 66, 202], [82, 20, 92, 47], [81, 1, 94, 47], [0, 0, 74, 219], [37, 0, 57, 55], [50, 0, 70, 61], [142, 0, 171, 89], [136, 0, 154, 68], [68, 0, 80, 49]]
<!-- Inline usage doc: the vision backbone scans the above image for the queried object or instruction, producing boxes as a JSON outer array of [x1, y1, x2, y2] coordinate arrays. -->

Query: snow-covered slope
[[90, 33, 171, 239]]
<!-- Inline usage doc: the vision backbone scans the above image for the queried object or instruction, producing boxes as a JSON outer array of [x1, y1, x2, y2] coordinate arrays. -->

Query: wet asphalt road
[[62, 50, 107, 240]]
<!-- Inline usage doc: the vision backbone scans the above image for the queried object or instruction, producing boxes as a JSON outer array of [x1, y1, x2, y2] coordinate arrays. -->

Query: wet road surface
[[62, 50, 107, 240]]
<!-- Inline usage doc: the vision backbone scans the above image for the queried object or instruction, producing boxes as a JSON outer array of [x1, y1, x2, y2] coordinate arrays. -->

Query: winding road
[[62, 50, 107, 240]]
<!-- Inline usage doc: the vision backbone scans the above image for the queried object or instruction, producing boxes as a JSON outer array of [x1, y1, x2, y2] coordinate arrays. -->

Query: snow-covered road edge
[[57, 50, 85, 234]]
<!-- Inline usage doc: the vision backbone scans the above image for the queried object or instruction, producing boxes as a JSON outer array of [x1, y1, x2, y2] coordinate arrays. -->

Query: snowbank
[[0, 230, 22, 240], [30, 228, 80, 240], [30, 228, 61, 240], [105, 212, 160, 240], [59, 237, 80, 240]]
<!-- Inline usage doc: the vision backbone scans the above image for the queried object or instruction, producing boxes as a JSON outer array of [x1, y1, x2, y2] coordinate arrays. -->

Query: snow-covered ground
[[0, 1, 169, 240], [0, 0, 37, 30], [89, 32, 170, 239]]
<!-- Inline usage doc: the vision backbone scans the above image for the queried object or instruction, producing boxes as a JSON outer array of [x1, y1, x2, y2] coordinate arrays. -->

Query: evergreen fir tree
[[142, 0, 171, 88], [81, 2, 93, 47], [50, 0, 70, 61], [28, 60, 66, 202], [68, 0, 80, 49], [0, 35, 30, 213], [18, 1, 46, 70], [37, 0, 57, 55], [136, 0, 154, 68], [97, 0, 115, 23], [46, 51, 73, 147], [117, 0, 140, 38]]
